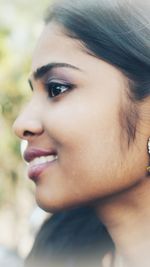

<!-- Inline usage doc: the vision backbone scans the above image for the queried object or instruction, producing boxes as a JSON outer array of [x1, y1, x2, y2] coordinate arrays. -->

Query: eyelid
[[45, 76, 72, 84], [44, 78, 76, 91]]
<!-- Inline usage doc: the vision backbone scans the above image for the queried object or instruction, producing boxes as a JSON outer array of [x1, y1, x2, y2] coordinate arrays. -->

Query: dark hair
[[45, 0, 150, 146], [25, 207, 114, 267]]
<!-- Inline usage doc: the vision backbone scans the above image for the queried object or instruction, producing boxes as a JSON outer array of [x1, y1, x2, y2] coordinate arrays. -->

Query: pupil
[[52, 85, 61, 96]]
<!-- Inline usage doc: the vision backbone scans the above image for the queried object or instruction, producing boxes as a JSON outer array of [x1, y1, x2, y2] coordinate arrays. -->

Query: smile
[[24, 147, 58, 182], [30, 155, 58, 167], [28, 155, 58, 182]]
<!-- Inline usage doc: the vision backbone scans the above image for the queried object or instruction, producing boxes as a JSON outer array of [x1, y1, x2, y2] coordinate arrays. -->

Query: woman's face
[[13, 23, 147, 212]]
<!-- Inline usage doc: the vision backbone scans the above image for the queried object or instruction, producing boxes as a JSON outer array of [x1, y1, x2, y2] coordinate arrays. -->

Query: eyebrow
[[28, 62, 82, 91], [33, 62, 82, 80]]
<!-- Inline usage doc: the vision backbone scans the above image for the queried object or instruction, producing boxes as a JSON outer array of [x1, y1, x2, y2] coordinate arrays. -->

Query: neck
[[95, 177, 150, 267]]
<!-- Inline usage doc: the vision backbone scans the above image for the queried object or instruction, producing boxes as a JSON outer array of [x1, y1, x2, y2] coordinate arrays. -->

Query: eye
[[45, 81, 74, 98]]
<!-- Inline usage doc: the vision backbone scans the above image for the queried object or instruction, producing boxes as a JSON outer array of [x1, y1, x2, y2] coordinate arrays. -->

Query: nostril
[[23, 130, 35, 137]]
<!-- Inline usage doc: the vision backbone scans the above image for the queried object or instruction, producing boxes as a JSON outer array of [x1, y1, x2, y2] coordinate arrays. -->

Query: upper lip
[[24, 147, 57, 163]]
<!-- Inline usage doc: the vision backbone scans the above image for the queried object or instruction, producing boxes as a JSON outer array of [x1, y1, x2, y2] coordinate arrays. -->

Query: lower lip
[[28, 160, 57, 182]]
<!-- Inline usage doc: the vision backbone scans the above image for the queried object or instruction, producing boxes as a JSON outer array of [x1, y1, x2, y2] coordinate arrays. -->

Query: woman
[[13, 0, 150, 266]]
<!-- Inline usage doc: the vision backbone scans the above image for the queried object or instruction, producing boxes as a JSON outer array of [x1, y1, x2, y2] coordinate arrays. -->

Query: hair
[[45, 0, 150, 146], [25, 1, 150, 266], [25, 207, 114, 267]]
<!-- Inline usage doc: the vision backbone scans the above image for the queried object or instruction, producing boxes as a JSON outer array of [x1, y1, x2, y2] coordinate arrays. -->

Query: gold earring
[[147, 137, 150, 173]]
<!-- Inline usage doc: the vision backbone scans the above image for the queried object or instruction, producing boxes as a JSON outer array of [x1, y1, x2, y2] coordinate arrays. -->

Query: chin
[[37, 202, 63, 213], [36, 195, 79, 214], [35, 192, 92, 214]]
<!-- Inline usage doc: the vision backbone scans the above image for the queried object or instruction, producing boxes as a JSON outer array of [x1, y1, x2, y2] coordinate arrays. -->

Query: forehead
[[32, 23, 87, 72], [31, 22, 126, 88]]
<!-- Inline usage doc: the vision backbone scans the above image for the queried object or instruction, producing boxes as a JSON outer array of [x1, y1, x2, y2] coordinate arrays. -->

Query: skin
[[13, 23, 150, 266]]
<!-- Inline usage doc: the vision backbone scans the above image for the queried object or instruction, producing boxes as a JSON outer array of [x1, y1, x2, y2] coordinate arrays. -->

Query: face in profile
[[13, 23, 148, 212]]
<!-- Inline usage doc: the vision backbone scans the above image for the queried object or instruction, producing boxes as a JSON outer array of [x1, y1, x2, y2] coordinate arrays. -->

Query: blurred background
[[0, 0, 51, 265]]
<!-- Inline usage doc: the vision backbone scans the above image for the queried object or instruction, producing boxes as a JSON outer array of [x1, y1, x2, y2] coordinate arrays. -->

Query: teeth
[[30, 155, 58, 167]]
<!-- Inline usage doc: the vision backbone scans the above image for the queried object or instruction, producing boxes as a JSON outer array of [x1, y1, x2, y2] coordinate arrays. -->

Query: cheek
[[43, 87, 121, 144], [64, 135, 123, 196], [36, 106, 141, 211], [51, 110, 122, 187], [42, 93, 123, 179], [41, 93, 129, 197]]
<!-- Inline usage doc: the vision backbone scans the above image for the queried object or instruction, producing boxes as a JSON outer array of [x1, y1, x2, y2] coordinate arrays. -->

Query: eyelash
[[45, 81, 75, 98]]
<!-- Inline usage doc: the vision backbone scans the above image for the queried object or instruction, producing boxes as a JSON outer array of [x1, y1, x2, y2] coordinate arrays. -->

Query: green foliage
[[0, 0, 51, 206]]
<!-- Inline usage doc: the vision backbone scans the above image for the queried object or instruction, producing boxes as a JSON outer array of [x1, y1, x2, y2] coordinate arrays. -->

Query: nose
[[13, 105, 44, 141]]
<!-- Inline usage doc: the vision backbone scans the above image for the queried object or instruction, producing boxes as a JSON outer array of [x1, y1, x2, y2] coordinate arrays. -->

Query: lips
[[24, 147, 57, 163], [23, 147, 58, 182]]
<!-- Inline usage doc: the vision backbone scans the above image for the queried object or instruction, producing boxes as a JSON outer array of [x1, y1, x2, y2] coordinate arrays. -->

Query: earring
[[147, 137, 150, 173]]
